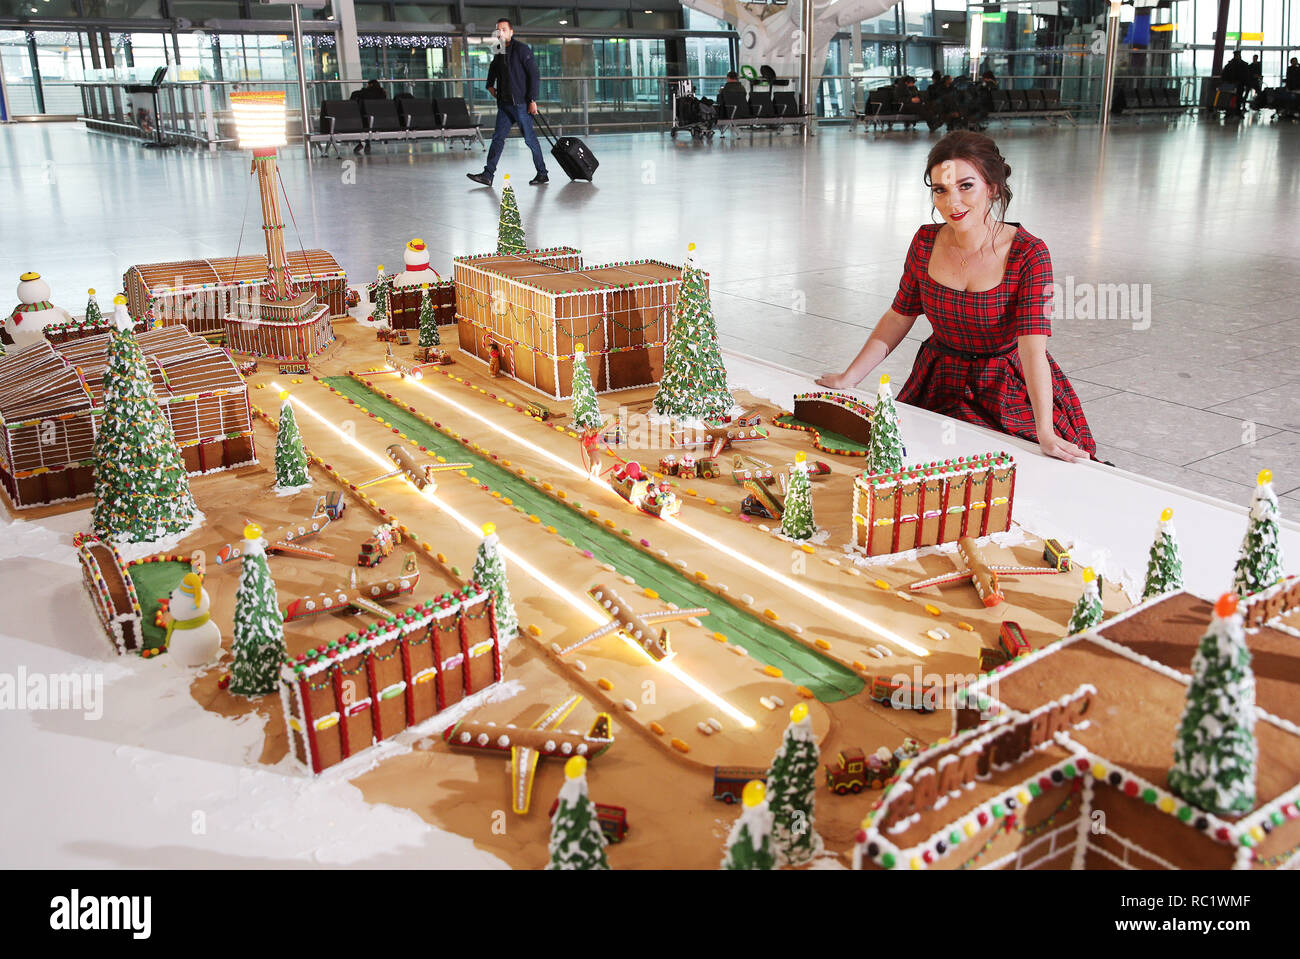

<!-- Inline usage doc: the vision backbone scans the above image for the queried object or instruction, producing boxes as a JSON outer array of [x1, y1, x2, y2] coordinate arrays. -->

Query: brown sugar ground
[[55, 318, 1135, 868]]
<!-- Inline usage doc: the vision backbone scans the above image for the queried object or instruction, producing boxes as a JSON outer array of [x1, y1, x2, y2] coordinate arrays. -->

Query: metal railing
[[67, 66, 1238, 148]]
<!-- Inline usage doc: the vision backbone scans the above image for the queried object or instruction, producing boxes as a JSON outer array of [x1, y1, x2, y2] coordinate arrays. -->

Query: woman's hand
[[1038, 430, 1090, 463], [815, 372, 859, 390]]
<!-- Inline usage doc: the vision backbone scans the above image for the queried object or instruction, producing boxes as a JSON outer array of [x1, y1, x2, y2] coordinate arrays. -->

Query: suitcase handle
[[532, 109, 560, 147]]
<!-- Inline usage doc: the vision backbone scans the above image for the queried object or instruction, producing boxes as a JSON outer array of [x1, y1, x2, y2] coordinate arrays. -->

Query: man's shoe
[[529, 173, 549, 185], [466, 171, 492, 186], [353, 143, 364, 155]]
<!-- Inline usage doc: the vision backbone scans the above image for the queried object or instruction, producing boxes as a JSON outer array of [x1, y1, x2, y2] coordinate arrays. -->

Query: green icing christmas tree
[[369, 265, 394, 326], [1066, 567, 1104, 634], [1142, 507, 1185, 600], [91, 298, 197, 543], [417, 284, 441, 348], [274, 392, 310, 489], [472, 522, 518, 638], [721, 779, 776, 870], [570, 343, 603, 432], [1167, 592, 1257, 816], [497, 177, 526, 255], [765, 703, 824, 866], [866, 374, 904, 476], [780, 451, 817, 541], [228, 524, 287, 698], [651, 244, 732, 423], [84, 288, 102, 325], [1233, 469, 1285, 597], [546, 756, 610, 870]]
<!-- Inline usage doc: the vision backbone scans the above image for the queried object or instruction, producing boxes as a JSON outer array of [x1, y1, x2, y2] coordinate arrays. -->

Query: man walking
[[468, 18, 548, 187]]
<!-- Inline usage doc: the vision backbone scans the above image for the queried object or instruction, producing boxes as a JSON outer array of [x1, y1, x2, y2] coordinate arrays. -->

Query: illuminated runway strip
[[401, 376, 927, 659], [276, 382, 757, 729]]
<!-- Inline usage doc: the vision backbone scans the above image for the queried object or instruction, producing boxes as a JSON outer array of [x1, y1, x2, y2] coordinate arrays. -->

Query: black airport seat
[[773, 92, 803, 117], [433, 97, 484, 149], [749, 91, 774, 118], [314, 100, 366, 156], [361, 99, 403, 139], [397, 96, 440, 132]]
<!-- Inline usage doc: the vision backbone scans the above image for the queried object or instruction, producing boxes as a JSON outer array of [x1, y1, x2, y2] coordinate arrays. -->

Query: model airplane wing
[[710, 434, 727, 458], [640, 607, 710, 624], [555, 620, 621, 656], [508, 694, 584, 813], [907, 568, 975, 591], [986, 565, 1063, 577]]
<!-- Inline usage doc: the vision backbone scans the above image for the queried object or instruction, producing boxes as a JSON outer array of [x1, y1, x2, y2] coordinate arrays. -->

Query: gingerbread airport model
[[17, 181, 1293, 874]]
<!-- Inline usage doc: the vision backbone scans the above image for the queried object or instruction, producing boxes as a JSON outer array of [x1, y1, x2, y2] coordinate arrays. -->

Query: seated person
[[897, 76, 939, 129], [719, 71, 747, 100]]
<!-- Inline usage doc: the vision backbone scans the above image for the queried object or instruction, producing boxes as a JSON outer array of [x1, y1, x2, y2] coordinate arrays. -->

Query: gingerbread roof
[[126, 249, 344, 293], [0, 326, 244, 425]]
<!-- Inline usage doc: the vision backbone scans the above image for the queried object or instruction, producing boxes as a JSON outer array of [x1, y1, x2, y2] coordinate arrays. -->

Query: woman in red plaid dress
[[817, 132, 1095, 462]]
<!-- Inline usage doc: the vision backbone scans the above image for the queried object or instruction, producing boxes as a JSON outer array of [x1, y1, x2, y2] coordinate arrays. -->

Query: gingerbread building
[[853, 582, 1300, 871], [280, 585, 504, 775], [453, 247, 695, 400], [0, 327, 255, 509], [852, 452, 1016, 556]]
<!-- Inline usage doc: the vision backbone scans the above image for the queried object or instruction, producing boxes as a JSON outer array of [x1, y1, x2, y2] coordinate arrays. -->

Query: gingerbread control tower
[[222, 91, 334, 363]]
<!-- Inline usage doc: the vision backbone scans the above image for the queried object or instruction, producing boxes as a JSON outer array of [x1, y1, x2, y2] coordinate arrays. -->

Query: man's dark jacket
[[485, 40, 540, 105]]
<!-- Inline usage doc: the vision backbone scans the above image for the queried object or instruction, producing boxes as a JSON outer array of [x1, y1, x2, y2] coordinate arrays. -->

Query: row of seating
[[311, 96, 484, 156], [715, 90, 809, 135], [857, 85, 1074, 132], [1115, 86, 1190, 116]]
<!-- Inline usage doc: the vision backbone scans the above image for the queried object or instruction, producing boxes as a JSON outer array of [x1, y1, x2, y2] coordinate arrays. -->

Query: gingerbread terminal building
[[0, 326, 254, 509], [853, 579, 1300, 871]]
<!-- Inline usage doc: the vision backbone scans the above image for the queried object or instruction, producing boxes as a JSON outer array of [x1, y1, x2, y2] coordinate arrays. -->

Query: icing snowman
[[394, 237, 436, 290], [6, 272, 73, 350], [166, 572, 223, 667]]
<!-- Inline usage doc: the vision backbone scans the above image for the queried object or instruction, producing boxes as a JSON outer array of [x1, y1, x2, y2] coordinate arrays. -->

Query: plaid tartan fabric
[[890, 223, 1096, 457]]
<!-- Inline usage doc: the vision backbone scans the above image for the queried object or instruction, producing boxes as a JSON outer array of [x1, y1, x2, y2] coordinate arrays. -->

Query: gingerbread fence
[[280, 585, 503, 775], [74, 532, 143, 655], [43, 315, 148, 346], [1243, 576, 1300, 630], [124, 250, 349, 336], [453, 247, 693, 400], [222, 297, 335, 362], [852, 452, 1016, 556], [0, 328, 256, 509]]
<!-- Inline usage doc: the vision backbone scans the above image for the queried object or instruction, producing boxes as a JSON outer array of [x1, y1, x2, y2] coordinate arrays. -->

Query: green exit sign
[[982, 12, 1007, 22]]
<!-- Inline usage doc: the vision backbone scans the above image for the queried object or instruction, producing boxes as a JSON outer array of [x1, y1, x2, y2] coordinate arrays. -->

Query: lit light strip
[[401, 375, 927, 659], [666, 517, 930, 659], [276, 383, 757, 728]]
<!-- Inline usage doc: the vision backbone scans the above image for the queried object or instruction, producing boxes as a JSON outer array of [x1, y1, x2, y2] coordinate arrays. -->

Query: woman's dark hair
[[924, 130, 1013, 223]]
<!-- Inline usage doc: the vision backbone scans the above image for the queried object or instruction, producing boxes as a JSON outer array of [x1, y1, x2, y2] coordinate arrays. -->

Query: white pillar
[[334, 0, 363, 91]]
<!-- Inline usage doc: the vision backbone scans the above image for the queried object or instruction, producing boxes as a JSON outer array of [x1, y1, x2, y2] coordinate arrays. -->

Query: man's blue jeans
[[484, 102, 548, 178]]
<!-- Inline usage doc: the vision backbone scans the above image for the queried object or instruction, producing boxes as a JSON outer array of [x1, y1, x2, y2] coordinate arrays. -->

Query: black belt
[[922, 337, 1016, 362]]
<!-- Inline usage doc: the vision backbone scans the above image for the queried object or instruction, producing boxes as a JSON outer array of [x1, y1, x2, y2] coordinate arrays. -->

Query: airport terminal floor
[[2, 116, 1297, 505]]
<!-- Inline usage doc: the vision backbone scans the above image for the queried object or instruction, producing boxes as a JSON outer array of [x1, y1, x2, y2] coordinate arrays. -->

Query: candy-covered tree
[[765, 703, 825, 866], [1067, 566, 1104, 634], [1142, 507, 1185, 600], [472, 522, 518, 638], [570, 343, 603, 431], [780, 451, 816, 541], [417, 284, 441, 348], [84, 288, 102, 325], [497, 176, 526, 255], [546, 756, 610, 870], [91, 296, 197, 542], [228, 523, 287, 697], [274, 391, 310, 489], [866, 374, 904, 476], [1233, 469, 1285, 597], [651, 243, 732, 422], [1167, 592, 1257, 816], [368, 265, 393, 326], [721, 779, 776, 870]]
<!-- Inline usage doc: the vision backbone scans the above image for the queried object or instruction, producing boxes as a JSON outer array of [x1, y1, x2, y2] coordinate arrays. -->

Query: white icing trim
[[1101, 829, 1181, 870]]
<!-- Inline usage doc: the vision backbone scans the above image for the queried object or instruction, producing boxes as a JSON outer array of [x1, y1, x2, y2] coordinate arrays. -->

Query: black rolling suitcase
[[535, 111, 598, 182]]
